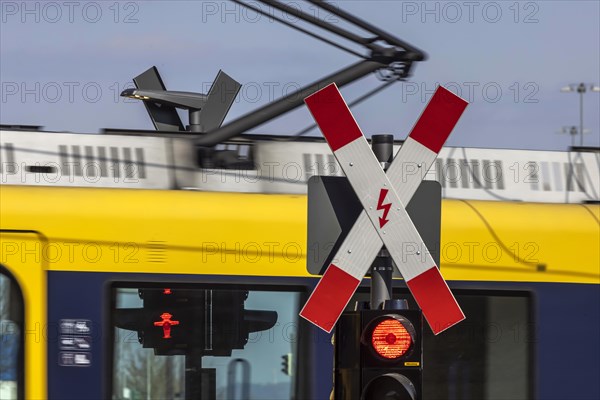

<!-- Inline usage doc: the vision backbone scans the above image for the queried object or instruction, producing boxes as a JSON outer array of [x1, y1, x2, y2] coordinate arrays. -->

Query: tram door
[[1, 231, 47, 400]]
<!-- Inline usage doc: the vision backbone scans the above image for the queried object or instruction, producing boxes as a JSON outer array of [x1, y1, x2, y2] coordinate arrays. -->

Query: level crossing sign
[[299, 84, 468, 335], [306, 177, 442, 276]]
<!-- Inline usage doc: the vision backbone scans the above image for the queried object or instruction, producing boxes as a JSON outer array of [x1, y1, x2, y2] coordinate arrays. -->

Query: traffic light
[[136, 288, 202, 354], [114, 287, 277, 356], [281, 353, 293, 376], [334, 308, 422, 400]]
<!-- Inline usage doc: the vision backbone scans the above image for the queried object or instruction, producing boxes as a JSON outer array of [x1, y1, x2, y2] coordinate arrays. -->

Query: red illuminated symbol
[[371, 319, 412, 359], [153, 312, 179, 339], [163, 288, 172, 295], [377, 188, 391, 228]]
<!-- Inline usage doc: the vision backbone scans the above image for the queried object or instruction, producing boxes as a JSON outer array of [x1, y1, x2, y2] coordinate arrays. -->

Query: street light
[[560, 83, 600, 147], [557, 126, 591, 147]]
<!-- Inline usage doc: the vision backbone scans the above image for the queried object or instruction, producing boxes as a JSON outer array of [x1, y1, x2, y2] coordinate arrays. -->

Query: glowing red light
[[153, 312, 179, 339], [163, 288, 172, 294], [371, 318, 412, 359]]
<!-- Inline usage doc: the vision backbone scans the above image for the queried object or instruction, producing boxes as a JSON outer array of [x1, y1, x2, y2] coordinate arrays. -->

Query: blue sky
[[1, 0, 599, 150]]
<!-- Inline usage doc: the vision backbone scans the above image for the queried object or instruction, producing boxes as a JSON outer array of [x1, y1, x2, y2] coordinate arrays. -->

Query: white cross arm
[[300, 84, 468, 334]]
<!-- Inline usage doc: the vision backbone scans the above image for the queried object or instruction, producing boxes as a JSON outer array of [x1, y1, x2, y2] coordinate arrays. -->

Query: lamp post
[[561, 83, 600, 147], [560, 126, 578, 147], [557, 126, 591, 147]]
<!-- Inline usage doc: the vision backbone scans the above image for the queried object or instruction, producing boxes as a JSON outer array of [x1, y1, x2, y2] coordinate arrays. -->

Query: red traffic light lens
[[371, 318, 412, 359]]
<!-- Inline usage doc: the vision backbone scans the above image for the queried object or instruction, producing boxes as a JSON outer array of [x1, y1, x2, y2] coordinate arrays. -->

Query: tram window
[[423, 292, 532, 399], [0, 266, 24, 400], [351, 289, 533, 399], [110, 284, 300, 400]]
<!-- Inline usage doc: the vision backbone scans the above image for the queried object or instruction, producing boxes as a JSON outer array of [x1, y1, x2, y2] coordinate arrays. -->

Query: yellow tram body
[[1, 184, 598, 398]]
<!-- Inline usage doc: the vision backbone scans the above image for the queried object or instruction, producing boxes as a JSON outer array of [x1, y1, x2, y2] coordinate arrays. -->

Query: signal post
[[301, 84, 469, 399], [334, 134, 424, 400]]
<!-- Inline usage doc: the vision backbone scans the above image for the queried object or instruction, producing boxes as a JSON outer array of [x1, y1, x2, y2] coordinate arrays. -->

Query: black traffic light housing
[[114, 287, 277, 356], [281, 353, 293, 376], [137, 288, 201, 354], [334, 308, 423, 400]]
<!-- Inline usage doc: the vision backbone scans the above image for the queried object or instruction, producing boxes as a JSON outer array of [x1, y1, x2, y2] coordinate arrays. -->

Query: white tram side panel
[[0, 130, 181, 189], [253, 140, 600, 203], [1, 129, 598, 204]]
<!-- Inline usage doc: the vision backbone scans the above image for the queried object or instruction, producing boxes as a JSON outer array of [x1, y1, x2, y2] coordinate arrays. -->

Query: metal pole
[[306, 0, 426, 58], [185, 349, 203, 400], [370, 134, 395, 310], [579, 87, 584, 147], [226, 358, 251, 400], [195, 60, 386, 146]]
